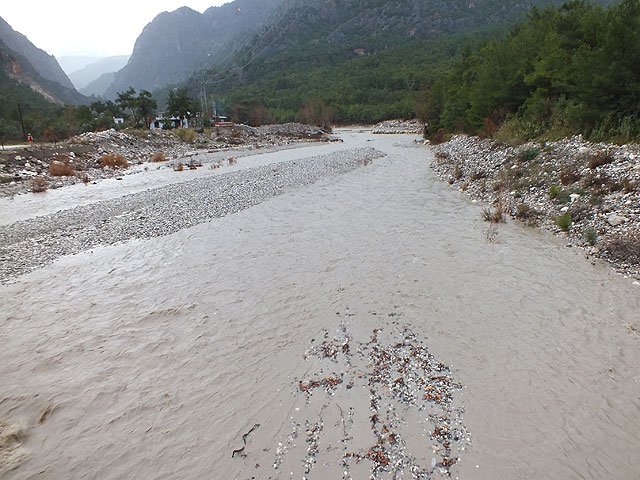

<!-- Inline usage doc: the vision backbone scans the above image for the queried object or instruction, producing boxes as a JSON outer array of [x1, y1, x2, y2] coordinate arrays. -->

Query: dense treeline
[[5, 0, 636, 144], [0, 78, 161, 143], [424, 0, 640, 143], [202, 31, 494, 126], [0, 70, 61, 142]]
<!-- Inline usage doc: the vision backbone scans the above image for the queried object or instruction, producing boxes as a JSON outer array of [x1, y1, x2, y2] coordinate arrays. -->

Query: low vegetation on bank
[[432, 135, 640, 277]]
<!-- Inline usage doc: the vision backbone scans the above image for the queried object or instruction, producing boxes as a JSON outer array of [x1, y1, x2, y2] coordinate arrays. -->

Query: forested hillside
[[193, 0, 616, 125], [423, 0, 640, 143]]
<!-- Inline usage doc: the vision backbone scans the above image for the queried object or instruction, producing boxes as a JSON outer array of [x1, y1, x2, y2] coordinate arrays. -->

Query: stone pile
[[70, 129, 193, 162], [211, 122, 335, 146], [272, 320, 469, 479], [373, 119, 424, 135], [431, 134, 640, 278]]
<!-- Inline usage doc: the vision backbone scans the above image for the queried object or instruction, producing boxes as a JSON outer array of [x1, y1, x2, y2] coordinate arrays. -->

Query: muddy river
[[1, 130, 639, 479]]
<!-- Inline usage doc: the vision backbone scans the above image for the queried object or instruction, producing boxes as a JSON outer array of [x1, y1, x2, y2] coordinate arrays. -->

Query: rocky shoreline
[[431, 135, 640, 279], [0, 123, 337, 198], [0, 147, 384, 283]]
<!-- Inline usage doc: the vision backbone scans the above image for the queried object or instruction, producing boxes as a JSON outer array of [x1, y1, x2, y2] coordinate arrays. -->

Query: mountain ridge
[[0, 16, 75, 90], [104, 0, 285, 98], [0, 16, 87, 106], [69, 55, 130, 90]]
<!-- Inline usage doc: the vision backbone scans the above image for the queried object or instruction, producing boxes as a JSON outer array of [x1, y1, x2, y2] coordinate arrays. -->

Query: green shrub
[[584, 228, 598, 246], [589, 194, 603, 205], [175, 128, 196, 143], [519, 148, 540, 162], [549, 184, 570, 203], [555, 212, 572, 231]]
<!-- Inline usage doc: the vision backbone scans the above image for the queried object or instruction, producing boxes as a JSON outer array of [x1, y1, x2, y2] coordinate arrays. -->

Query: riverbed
[[1, 130, 639, 479]]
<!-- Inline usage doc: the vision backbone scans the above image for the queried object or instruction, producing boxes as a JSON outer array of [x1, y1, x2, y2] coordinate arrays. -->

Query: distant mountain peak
[[0, 15, 75, 90], [0, 16, 87, 105], [104, 0, 285, 98]]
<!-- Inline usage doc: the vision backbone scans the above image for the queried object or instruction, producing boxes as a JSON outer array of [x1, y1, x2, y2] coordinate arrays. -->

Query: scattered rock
[[0, 147, 385, 283], [0, 124, 337, 198], [431, 134, 640, 278], [607, 213, 627, 227]]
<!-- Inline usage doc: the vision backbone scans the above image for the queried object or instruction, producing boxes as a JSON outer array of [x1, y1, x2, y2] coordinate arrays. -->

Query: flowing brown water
[[1, 131, 639, 479]]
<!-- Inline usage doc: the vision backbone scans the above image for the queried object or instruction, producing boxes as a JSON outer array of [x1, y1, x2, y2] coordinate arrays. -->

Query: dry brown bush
[[515, 203, 539, 223], [581, 172, 622, 194], [429, 128, 449, 145], [587, 151, 615, 169], [623, 178, 636, 193], [151, 152, 167, 163], [99, 153, 128, 169], [482, 198, 506, 223], [559, 166, 581, 185], [48, 160, 75, 176], [31, 176, 48, 193], [452, 164, 463, 180], [604, 232, 640, 265]]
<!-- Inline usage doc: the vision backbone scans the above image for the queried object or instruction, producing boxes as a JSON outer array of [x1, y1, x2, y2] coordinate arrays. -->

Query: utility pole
[[17, 103, 26, 140], [201, 76, 209, 122]]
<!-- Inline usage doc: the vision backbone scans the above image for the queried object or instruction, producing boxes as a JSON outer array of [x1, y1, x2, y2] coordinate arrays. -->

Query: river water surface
[[1, 131, 639, 479]]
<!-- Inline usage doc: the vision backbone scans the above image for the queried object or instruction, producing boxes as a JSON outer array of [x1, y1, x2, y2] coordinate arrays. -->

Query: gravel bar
[[0, 147, 385, 283]]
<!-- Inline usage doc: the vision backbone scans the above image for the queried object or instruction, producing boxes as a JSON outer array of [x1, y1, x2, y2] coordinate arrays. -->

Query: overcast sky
[[2, 0, 230, 58]]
